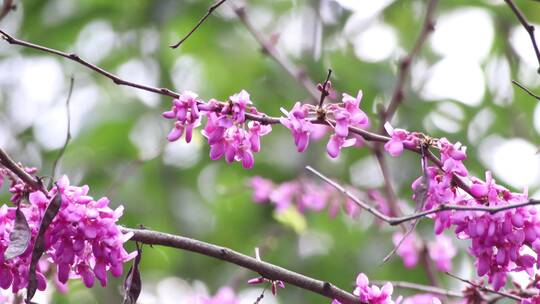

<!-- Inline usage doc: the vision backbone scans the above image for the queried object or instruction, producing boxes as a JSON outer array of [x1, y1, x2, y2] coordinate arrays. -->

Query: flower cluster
[[163, 90, 271, 169], [392, 232, 456, 272], [249, 176, 363, 218], [0, 175, 135, 293], [383, 126, 540, 292], [332, 273, 443, 304], [280, 91, 369, 158], [0, 166, 38, 204]]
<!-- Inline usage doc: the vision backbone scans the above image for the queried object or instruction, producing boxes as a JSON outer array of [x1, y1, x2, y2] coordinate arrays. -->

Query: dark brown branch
[[231, 4, 320, 101], [0, 149, 41, 191], [381, 0, 438, 123], [169, 0, 228, 49], [445, 272, 523, 302], [0, 0, 14, 22], [305, 165, 540, 226], [512, 79, 540, 101], [505, 0, 540, 73], [122, 227, 361, 304]]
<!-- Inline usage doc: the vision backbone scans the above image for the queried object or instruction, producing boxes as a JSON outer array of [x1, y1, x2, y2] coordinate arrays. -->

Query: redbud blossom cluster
[[163, 89, 371, 168], [385, 126, 540, 292], [163, 90, 271, 169], [250, 176, 365, 218], [0, 174, 135, 293]]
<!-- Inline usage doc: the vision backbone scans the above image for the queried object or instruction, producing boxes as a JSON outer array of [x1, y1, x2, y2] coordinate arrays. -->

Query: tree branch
[[122, 227, 361, 304], [305, 165, 540, 226], [169, 0, 228, 49], [0, 0, 14, 22], [504, 0, 540, 73], [512, 79, 540, 101], [381, 0, 439, 123]]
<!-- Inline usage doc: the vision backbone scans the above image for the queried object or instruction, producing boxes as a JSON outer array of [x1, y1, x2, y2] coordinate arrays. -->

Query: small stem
[[318, 69, 332, 108], [169, 0, 228, 49]]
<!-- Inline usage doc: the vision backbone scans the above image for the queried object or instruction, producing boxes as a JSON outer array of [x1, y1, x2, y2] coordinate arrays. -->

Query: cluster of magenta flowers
[[0, 174, 135, 293], [385, 126, 540, 292], [331, 273, 441, 304], [393, 232, 456, 272], [163, 90, 271, 169], [250, 176, 367, 218], [279, 90, 369, 158], [163, 89, 371, 168]]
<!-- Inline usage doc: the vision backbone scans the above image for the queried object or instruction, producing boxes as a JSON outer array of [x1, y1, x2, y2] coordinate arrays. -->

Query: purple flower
[[427, 235, 456, 272], [163, 91, 202, 143], [0, 175, 135, 294], [224, 90, 252, 123], [392, 232, 420, 268], [280, 102, 313, 152], [326, 134, 356, 158]]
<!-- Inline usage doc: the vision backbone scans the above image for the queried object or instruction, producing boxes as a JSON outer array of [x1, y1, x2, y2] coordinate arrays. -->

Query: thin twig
[[305, 165, 540, 226], [381, 0, 439, 123], [0, 29, 179, 99], [512, 79, 540, 101], [122, 227, 361, 304], [445, 272, 523, 302], [318, 69, 332, 108], [169, 0, 228, 49], [504, 0, 540, 73], [372, 280, 463, 298], [231, 4, 320, 101], [49, 76, 75, 188]]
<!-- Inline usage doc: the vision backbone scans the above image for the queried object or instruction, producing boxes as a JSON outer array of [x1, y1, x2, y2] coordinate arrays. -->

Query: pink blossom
[[223, 90, 252, 123], [353, 273, 401, 304], [427, 235, 456, 272], [401, 294, 441, 304], [383, 123, 418, 157], [280, 102, 313, 152], [326, 134, 356, 158], [0, 175, 135, 293], [250, 176, 274, 203], [392, 232, 420, 268], [163, 91, 202, 143]]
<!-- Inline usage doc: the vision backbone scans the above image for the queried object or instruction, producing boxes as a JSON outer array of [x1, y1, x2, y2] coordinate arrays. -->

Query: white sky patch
[[163, 136, 201, 169], [8, 57, 64, 131], [351, 21, 398, 63], [333, 0, 395, 20], [75, 20, 116, 63], [170, 55, 203, 93], [485, 56, 513, 106], [421, 57, 485, 106], [468, 108, 495, 143], [117, 58, 160, 107], [480, 136, 540, 188], [425, 101, 464, 133], [129, 114, 164, 160], [350, 156, 384, 188], [534, 103, 540, 134], [430, 7, 494, 62], [510, 24, 540, 68], [298, 230, 333, 258]]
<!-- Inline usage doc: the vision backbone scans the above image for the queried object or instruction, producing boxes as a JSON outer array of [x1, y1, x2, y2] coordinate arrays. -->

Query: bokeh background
[[0, 0, 540, 303]]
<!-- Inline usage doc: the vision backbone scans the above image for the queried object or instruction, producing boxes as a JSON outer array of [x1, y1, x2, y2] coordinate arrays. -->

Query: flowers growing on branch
[[0, 172, 135, 293]]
